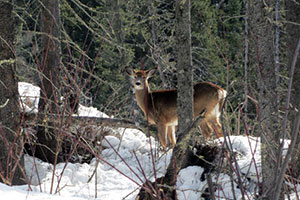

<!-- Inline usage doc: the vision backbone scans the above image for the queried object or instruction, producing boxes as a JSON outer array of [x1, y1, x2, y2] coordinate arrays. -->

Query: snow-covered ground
[[20, 127, 171, 200], [0, 82, 297, 200]]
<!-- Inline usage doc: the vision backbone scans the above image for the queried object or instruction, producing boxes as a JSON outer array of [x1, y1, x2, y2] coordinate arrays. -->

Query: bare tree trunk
[[163, 0, 193, 198], [249, 0, 279, 199], [35, 0, 62, 164], [286, 0, 300, 181], [0, 0, 24, 185]]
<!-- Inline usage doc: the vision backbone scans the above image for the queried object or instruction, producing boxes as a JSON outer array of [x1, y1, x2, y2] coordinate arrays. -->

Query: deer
[[125, 67, 227, 148]]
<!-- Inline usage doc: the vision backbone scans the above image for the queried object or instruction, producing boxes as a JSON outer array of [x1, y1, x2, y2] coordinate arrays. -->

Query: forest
[[0, 0, 299, 199]]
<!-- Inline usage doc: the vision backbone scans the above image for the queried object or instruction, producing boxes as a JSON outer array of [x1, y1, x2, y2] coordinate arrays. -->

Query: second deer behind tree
[[125, 67, 227, 148]]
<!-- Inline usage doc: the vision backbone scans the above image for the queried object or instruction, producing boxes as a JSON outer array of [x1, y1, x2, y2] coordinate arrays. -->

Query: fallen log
[[22, 112, 156, 131]]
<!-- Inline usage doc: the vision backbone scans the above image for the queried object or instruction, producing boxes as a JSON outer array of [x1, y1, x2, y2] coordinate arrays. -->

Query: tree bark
[[249, 0, 279, 198], [35, 0, 62, 164], [162, 0, 193, 198], [0, 0, 24, 185]]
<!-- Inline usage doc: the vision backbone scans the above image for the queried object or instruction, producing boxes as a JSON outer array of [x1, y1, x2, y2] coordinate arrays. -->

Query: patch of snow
[[18, 82, 40, 113], [219, 136, 261, 177], [177, 166, 204, 200], [102, 135, 120, 148], [76, 104, 109, 118], [21, 133, 171, 199], [0, 183, 86, 200]]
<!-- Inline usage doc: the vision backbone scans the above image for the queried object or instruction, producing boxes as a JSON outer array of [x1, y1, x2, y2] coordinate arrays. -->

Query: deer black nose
[[135, 81, 141, 86]]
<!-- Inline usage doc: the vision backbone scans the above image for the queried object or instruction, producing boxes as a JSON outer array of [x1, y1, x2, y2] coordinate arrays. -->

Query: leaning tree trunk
[[286, 0, 300, 180], [35, 0, 62, 164], [0, 0, 24, 185], [249, 0, 279, 199], [162, 0, 194, 198]]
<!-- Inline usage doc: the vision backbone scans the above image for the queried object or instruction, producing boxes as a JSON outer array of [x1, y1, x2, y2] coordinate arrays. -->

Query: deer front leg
[[167, 126, 176, 147], [157, 124, 168, 148]]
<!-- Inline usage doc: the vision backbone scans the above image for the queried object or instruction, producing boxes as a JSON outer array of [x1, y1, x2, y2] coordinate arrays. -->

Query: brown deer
[[125, 67, 227, 148]]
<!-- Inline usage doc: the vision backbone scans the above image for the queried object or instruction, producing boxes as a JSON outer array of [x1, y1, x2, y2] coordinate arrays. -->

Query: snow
[[19, 126, 171, 200], [18, 82, 40, 113], [177, 166, 204, 200], [76, 104, 110, 118], [1, 82, 297, 199]]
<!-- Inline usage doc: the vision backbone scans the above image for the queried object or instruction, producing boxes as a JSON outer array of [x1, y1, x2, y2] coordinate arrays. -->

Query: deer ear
[[146, 68, 157, 77], [124, 67, 134, 76]]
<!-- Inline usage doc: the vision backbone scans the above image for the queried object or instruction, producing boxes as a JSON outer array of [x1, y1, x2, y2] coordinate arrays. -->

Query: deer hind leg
[[199, 119, 213, 139], [167, 126, 176, 147], [208, 117, 223, 138], [157, 124, 168, 148]]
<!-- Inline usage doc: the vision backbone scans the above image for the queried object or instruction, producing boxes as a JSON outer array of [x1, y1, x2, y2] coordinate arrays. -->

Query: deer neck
[[135, 86, 151, 114]]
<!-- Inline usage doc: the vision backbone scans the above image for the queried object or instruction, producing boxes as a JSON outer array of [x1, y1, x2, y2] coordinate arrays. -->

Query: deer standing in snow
[[125, 67, 227, 148]]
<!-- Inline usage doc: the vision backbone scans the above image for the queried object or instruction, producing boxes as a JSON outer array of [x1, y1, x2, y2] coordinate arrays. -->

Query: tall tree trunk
[[35, 0, 62, 164], [249, 0, 279, 198], [175, 0, 193, 137], [0, 0, 24, 185], [163, 0, 193, 198], [286, 0, 300, 180]]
